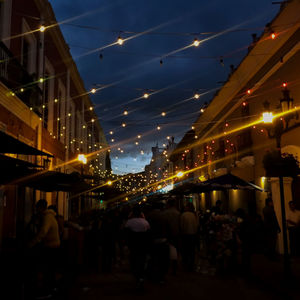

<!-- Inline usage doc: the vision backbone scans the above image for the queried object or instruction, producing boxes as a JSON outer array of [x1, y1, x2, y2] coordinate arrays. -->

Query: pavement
[[62, 254, 300, 300]]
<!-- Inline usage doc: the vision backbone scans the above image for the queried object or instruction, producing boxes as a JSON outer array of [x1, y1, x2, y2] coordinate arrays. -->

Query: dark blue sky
[[50, 0, 278, 174]]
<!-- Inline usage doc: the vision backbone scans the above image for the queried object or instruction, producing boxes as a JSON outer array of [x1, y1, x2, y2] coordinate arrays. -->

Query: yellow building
[[189, 0, 300, 253]]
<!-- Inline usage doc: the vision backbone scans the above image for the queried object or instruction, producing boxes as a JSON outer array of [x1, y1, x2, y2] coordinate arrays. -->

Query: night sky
[[49, 0, 278, 174]]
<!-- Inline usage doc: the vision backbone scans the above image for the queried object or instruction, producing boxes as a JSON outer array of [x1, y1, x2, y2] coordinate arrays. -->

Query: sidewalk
[[249, 254, 300, 300]]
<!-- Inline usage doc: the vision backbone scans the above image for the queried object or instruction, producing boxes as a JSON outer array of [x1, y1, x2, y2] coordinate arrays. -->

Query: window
[[21, 19, 36, 74], [22, 39, 30, 71], [57, 90, 62, 138], [43, 72, 49, 129]]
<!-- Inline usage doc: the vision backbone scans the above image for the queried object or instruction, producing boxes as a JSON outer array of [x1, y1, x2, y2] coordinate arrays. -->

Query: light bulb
[[193, 39, 200, 47], [117, 36, 124, 45]]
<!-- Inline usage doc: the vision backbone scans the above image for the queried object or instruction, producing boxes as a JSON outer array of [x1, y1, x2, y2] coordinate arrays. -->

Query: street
[[64, 254, 299, 300]]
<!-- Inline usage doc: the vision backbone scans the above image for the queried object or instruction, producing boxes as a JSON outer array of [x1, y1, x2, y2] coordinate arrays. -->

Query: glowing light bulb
[[200, 108, 205, 113], [110, 131, 114, 135], [194, 93, 200, 99], [143, 93, 149, 99], [117, 36, 124, 45], [107, 180, 112, 185], [161, 112, 166, 116], [271, 32, 276, 40], [282, 82, 287, 88], [39, 25, 45, 32], [77, 154, 87, 164], [247, 89, 251, 94], [123, 110, 128, 115], [193, 38, 200, 47], [122, 123, 126, 127], [176, 171, 184, 178], [262, 112, 274, 123], [137, 135, 141, 139], [91, 88, 96, 94], [89, 106, 93, 111], [157, 126, 161, 130]]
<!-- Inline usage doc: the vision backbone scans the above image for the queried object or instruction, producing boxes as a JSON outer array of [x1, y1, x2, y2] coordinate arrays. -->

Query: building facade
[[171, 0, 300, 252], [0, 0, 109, 249]]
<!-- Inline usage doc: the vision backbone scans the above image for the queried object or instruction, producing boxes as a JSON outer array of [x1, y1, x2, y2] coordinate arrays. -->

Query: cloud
[[51, 0, 278, 173]]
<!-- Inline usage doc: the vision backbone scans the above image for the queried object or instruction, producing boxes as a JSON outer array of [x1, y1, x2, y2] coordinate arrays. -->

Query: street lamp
[[77, 154, 87, 175], [261, 85, 297, 277]]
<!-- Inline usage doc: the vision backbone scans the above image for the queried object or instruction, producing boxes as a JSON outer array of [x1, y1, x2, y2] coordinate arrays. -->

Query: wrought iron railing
[[0, 42, 42, 116]]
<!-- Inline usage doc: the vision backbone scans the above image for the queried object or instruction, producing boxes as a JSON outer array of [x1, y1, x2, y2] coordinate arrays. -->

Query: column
[[270, 177, 293, 254]]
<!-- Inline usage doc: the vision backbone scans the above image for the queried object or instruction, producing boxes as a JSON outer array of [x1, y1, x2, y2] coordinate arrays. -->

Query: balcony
[[0, 42, 42, 116]]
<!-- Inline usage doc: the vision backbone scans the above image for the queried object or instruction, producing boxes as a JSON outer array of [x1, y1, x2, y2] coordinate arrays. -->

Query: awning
[[0, 154, 43, 185], [170, 181, 204, 195], [0, 131, 53, 157], [91, 185, 125, 201], [202, 173, 264, 191], [0, 154, 43, 169], [169, 173, 264, 194], [22, 171, 91, 192]]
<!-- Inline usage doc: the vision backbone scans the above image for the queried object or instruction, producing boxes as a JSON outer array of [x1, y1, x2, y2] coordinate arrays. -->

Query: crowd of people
[[23, 196, 300, 298]]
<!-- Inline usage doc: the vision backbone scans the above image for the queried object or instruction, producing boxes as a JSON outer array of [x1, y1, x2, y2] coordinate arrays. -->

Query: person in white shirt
[[180, 202, 199, 271], [125, 206, 150, 289]]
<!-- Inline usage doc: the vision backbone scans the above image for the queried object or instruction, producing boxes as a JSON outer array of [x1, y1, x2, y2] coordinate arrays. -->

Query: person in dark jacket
[[262, 197, 281, 260]]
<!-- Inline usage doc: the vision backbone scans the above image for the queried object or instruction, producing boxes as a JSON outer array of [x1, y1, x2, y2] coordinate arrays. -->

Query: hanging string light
[[39, 25, 46, 32], [117, 35, 124, 45], [271, 31, 276, 39], [193, 38, 200, 47]]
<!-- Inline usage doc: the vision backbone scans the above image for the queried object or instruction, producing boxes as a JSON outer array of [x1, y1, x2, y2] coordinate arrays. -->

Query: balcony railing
[[0, 42, 42, 116]]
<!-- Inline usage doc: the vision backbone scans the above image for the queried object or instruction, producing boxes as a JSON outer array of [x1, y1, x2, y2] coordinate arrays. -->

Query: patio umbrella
[[202, 173, 264, 191], [170, 181, 205, 195]]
